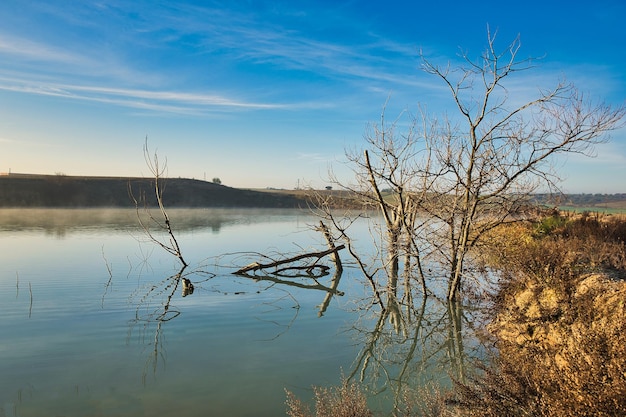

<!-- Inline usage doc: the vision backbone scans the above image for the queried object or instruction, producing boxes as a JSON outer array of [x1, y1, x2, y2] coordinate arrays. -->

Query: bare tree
[[129, 140, 188, 268], [325, 30, 625, 303]]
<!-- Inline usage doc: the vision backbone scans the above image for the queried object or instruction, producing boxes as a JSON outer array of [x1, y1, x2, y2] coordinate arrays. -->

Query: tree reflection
[[300, 182, 493, 413], [121, 207, 483, 409], [124, 262, 214, 379], [345, 282, 485, 413], [232, 244, 345, 317], [122, 242, 346, 380]]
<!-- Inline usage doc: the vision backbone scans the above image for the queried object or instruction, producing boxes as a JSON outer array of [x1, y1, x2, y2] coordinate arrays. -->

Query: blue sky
[[1, 1, 625, 192]]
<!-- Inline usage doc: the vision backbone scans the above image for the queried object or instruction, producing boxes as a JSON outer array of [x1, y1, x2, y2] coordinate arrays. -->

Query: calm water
[[0, 208, 479, 416]]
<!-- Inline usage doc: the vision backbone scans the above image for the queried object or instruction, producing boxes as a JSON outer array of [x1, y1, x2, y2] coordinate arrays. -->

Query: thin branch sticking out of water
[[28, 282, 33, 319]]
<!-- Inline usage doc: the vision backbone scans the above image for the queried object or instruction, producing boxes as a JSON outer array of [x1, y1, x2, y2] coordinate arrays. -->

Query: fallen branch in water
[[233, 244, 345, 276]]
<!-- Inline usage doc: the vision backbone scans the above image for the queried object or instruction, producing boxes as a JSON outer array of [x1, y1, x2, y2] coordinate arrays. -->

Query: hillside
[[0, 173, 309, 208]]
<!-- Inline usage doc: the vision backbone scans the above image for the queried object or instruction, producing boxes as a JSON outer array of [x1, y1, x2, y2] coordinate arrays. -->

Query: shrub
[[286, 377, 372, 417], [533, 213, 568, 237]]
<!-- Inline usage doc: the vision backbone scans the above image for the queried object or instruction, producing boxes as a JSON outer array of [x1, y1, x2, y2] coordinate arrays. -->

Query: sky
[[1, 1, 625, 193]]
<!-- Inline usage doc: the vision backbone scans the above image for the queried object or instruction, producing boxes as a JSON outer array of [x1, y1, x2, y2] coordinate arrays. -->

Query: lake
[[0, 208, 481, 416]]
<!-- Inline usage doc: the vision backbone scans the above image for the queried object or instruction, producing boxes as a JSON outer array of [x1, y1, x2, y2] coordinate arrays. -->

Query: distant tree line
[[533, 193, 626, 207]]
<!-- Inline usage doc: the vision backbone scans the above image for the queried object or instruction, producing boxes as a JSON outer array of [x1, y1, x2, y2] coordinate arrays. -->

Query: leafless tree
[[129, 140, 188, 268], [324, 30, 625, 303]]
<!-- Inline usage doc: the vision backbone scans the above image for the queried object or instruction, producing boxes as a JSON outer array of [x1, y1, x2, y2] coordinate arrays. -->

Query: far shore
[[1, 173, 625, 212]]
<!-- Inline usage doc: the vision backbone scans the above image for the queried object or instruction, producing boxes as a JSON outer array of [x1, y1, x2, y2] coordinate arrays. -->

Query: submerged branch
[[233, 245, 345, 275]]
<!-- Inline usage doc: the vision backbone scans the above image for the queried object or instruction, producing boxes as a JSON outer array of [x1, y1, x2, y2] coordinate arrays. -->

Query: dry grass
[[481, 213, 626, 291]]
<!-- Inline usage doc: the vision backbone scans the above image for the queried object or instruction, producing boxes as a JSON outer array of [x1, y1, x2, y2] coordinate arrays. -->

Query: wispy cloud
[[1, 2, 620, 119], [0, 3, 457, 118], [201, 22, 426, 89], [0, 76, 289, 115], [114, 3, 432, 90], [0, 34, 85, 65]]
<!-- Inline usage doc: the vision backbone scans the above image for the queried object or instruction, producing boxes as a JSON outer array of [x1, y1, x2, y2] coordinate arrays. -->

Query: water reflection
[[347, 293, 483, 413], [127, 243, 347, 378], [232, 242, 345, 317], [124, 261, 215, 378], [126, 242, 483, 414], [119, 206, 486, 413]]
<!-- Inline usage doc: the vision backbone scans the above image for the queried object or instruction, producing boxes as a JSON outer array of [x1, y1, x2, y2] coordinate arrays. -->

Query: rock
[[490, 271, 626, 377]]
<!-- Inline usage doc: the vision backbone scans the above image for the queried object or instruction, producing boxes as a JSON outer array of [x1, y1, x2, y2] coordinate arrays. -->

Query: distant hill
[[532, 193, 626, 211], [0, 173, 309, 208]]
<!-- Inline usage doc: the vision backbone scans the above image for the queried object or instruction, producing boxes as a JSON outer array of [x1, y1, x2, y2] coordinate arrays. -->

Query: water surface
[[0, 208, 479, 416]]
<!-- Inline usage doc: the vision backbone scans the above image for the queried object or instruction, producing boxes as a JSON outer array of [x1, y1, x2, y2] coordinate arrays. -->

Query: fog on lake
[[0, 208, 484, 416]]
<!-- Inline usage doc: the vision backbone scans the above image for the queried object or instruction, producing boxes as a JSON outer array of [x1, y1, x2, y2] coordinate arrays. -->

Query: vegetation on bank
[[286, 212, 626, 416], [457, 212, 626, 416]]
